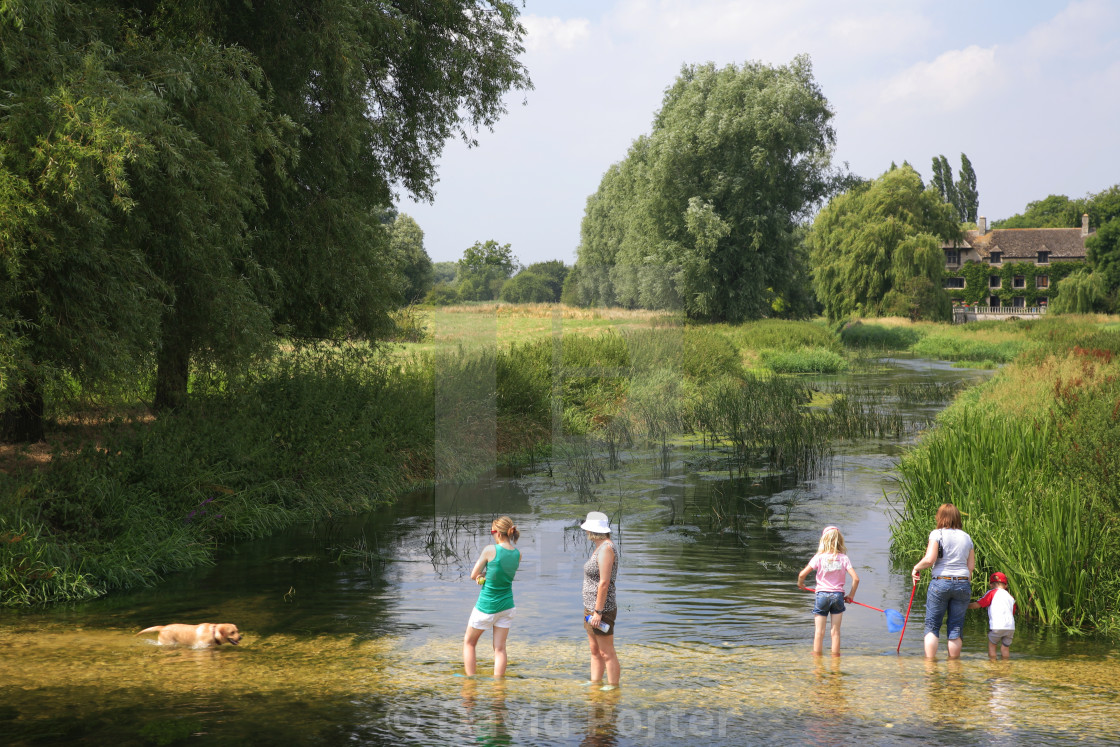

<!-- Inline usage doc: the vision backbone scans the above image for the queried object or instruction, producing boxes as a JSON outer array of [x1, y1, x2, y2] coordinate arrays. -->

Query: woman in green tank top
[[463, 516, 521, 677]]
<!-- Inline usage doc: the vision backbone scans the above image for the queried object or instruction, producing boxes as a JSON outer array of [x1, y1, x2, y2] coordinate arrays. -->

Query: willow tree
[[572, 55, 836, 320], [0, 1, 279, 436], [809, 165, 959, 321], [0, 0, 531, 437]]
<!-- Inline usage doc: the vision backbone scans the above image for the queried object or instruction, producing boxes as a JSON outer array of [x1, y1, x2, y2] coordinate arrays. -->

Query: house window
[[945, 249, 960, 265], [1036, 275, 1049, 289], [945, 277, 965, 289], [989, 251, 1002, 264], [989, 296, 1000, 307], [1013, 275, 1025, 288], [1012, 296, 1026, 308], [1037, 251, 1049, 264], [989, 275, 1001, 289]]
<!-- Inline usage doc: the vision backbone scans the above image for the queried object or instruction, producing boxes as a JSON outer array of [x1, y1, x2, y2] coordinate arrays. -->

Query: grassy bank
[[889, 317, 1120, 634], [4, 303, 1117, 616]]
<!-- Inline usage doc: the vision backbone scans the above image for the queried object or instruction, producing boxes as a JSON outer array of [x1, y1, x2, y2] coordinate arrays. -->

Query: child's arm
[[797, 564, 814, 590], [969, 588, 996, 610], [844, 566, 860, 603]]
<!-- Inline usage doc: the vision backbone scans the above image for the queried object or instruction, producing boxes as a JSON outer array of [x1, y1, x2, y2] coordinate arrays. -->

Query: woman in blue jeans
[[911, 503, 975, 659]]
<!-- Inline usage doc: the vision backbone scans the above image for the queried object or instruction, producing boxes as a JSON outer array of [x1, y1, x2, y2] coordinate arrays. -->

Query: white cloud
[[878, 45, 1000, 112], [522, 15, 592, 53]]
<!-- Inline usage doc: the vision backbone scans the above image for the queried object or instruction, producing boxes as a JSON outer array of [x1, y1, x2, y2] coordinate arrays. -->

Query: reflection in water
[[3, 359, 1120, 744]]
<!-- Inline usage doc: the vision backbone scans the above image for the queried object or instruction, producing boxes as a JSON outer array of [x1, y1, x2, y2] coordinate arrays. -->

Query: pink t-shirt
[[809, 553, 852, 593]]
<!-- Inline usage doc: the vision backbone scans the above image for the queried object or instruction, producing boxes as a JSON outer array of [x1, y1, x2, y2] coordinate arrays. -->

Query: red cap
[[990, 571, 1008, 584]]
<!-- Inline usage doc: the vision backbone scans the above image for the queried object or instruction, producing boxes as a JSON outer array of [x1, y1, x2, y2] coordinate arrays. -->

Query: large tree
[[0, 0, 531, 437], [457, 240, 517, 301], [955, 153, 979, 223], [571, 55, 836, 321], [808, 165, 959, 321], [389, 214, 433, 304]]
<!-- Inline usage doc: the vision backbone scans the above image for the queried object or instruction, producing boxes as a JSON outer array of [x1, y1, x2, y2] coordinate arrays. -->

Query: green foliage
[[839, 322, 924, 350], [458, 240, 517, 301], [994, 194, 1081, 228], [424, 282, 460, 306], [716, 319, 839, 352], [1086, 217, 1120, 305], [948, 260, 1080, 306], [910, 333, 1025, 363], [809, 165, 959, 320], [390, 214, 433, 304], [1049, 269, 1109, 314], [682, 328, 744, 383], [761, 347, 848, 374], [955, 154, 979, 223], [570, 55, 837, 320], [500, 271, 558, 303], [0, 0, 533, 436]]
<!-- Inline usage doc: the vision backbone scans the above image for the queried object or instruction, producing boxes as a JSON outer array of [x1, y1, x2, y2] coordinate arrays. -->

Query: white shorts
[[468, 606, 516, 630]]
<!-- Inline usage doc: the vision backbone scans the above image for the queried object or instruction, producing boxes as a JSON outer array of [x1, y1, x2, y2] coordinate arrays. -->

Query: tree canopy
[[389, 214, 433, 304], [0, 0, 530, 439], [569, 55, 837, 321], [808, 165, 959, 321], [457, 240, 517, 301], [930, 153, 977, 223]]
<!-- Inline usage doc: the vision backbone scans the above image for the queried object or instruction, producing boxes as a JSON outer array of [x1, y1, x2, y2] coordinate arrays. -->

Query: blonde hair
[[817, 526, 846, 556], [493, 515, 520, 543]]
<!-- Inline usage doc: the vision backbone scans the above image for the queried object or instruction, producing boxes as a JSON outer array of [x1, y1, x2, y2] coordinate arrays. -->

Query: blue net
[[885, 609, 906, 633]]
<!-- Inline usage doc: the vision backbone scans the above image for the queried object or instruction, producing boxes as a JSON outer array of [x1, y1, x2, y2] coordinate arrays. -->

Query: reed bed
[[891, 318, 1120, 633]]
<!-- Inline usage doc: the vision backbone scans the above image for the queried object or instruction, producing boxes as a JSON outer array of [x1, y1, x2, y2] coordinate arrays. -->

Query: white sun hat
[[580, 511, 611, 534]]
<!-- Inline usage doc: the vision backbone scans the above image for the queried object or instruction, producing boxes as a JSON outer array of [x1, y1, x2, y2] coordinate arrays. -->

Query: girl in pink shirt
[[797, 526, 860, 656]]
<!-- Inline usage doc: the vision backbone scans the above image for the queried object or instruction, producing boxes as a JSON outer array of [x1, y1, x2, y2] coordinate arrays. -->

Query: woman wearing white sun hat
[[581, 511, 619, 689]]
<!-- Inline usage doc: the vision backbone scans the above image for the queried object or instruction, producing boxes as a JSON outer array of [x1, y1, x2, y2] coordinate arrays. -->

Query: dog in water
[[137, 623, 242, 648]]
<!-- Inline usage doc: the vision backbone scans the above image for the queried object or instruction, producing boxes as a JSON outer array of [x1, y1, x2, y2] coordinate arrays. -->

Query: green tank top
[[476, 544, 520, 614]]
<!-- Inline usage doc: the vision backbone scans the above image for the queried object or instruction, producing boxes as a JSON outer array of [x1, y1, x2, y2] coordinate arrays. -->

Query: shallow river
[[3, 358, 1119, 745]]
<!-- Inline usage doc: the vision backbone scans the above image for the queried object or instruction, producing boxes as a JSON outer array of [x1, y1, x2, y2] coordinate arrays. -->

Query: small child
[[798, 526, 860, 656], [969, 571, 1017, 659]]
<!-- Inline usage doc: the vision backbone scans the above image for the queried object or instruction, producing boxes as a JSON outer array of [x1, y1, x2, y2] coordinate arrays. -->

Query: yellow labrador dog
[[137, 623, 242, 648]]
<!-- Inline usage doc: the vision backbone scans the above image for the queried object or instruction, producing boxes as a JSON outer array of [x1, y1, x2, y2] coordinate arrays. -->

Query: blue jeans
[[924, 578, 971, 639], [813, 591, 846, 616]]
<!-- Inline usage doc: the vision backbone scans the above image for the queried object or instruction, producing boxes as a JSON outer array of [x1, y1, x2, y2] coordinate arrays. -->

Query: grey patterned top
[[582, 541, 617, 613]]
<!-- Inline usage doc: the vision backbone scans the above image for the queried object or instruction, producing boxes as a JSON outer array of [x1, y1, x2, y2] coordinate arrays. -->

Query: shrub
[[761, 347, 848, 374], [839, 322, 924, 350]]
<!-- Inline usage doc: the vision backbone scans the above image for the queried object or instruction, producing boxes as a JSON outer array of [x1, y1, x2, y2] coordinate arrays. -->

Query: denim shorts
[[924, 578, 972, 639], [813, 591, 846, 616]]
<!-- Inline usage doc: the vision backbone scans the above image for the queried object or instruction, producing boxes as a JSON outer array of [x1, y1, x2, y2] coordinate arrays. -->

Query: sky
[[397, 0, 1120, 267]]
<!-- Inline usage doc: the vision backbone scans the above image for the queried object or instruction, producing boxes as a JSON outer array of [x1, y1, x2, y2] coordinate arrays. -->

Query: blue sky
[[398, 0, 1120, 266]]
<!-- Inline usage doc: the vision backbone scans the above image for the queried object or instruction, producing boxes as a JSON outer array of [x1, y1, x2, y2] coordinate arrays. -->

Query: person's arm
[[469, 545, 496, 582], [589, 544, 614, 626], [911, 537, 939, 584], [969, 588, 996, 610], [797, 563, 814, 590], [966, 545, 976, 575], [845, 565, 860, 603]]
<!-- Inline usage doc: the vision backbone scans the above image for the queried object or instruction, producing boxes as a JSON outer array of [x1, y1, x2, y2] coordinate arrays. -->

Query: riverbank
[[2, 307, 1118, 635], [887, 316, 1120, 635]]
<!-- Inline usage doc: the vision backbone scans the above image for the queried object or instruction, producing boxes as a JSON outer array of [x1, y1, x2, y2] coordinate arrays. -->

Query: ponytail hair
[[817, 526, 846, 556], [493, 515, 519, 543]]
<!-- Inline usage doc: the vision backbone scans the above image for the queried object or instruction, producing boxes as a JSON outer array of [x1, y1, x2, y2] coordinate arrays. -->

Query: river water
[[3, 358, 1119, 745]]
